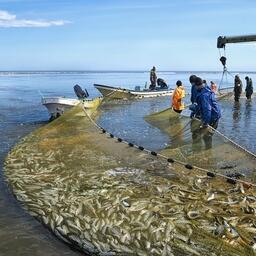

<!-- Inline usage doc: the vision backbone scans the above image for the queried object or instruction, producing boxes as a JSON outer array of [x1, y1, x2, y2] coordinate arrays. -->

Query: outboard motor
[[157, 78, 168, 89], [74, 84, 89, 99]]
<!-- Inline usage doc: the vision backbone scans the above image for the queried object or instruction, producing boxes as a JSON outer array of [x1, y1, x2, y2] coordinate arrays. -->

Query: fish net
[[4, 104, 256, 256], [145, 107, 256, 183]]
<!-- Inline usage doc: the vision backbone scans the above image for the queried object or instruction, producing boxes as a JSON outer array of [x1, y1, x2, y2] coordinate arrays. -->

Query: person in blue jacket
[[190, 77, 221, 150], [189, 74, 198, 104], [194, 77, 221, 129], [189, 75, 199, 118]]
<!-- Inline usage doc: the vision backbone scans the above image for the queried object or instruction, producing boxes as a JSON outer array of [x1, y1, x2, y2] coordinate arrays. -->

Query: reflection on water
[[97, 98, 170, 151], [191, 121, 213, 152], [232, 101, 241, 127], [223, 97, 256, 153], [245, 99, 252, 120]]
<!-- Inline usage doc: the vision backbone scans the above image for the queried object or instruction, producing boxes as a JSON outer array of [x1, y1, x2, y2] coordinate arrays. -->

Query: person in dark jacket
[[149, 66, 157, 90], [157, 78, 168, 88], [189, 75, 199, 118], [189, 74, 198, 104], [234, 75, 243, 102], [245, 76, 253, 100], [194, 77, 221, 129]]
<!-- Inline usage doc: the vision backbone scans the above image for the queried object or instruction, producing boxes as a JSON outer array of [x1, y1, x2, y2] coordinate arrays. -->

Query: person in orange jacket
[[172, 80, 185, 113]]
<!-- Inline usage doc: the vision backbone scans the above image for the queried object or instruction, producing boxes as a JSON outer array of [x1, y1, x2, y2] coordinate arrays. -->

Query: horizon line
[[0, 70, 255, 73]]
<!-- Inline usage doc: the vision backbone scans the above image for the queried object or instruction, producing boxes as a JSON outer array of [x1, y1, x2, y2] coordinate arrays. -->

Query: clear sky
[[1, 0, 256, 71]]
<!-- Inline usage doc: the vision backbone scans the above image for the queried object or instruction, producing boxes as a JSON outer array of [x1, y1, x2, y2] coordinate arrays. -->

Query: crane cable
[[219, 47, 234, 91]]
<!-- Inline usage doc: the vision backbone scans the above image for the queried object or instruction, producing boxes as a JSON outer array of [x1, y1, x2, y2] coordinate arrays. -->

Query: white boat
[[41, 85, 103, 120], [94, 84, 173, 99], [42, 96, 102, 120]]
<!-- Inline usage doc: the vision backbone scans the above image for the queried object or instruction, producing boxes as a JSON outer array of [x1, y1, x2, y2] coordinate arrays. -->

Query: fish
[[187, 211, 200, 220]]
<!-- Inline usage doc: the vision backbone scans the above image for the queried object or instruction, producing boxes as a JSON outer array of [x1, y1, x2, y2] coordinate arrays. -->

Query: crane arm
[[217, 35, 256, 48]]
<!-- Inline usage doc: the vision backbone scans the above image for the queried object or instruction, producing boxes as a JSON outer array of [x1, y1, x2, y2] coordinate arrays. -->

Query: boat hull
[[94, 84, 173, 99], [42, 97, 102, 119]]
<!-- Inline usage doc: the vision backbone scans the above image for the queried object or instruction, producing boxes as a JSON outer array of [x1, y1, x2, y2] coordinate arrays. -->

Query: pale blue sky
[[0, 0, 256, 71]]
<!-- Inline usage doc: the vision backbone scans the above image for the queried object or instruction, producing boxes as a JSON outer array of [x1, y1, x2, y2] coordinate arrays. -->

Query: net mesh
[[4, 104, 256, 256], [145, 107, 256, 183]]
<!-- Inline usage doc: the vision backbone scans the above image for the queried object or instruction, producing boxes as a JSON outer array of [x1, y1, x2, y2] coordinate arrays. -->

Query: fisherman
[[234, 75, 243, 102], [189, 75, 199, 118], [157, 78, 168, 89], [210, 81, 217, 93], [189, 74, 198, 104], [189, 77, 221, 150], [245, 76, 253, 100], [193, 77, 221, 130], [172, 80, 185, 113], [149, 66, 157, 90]]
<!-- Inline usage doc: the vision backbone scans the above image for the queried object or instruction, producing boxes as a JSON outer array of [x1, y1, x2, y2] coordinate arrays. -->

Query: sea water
[[0, 71, 255, 255]]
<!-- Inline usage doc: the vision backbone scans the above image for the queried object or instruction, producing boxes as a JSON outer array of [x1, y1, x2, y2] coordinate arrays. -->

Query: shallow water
[[0, 71, 255, 254]]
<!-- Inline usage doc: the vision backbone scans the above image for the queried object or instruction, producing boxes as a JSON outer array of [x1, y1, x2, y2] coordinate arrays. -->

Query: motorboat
[[94, 84, 173, 99], [42, 85, 102, 120]]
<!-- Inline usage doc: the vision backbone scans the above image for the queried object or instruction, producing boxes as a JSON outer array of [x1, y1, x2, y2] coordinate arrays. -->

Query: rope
[[192, 117, 256, 159], [209, 125, 256, 159], [82, 106, 256, 188], [38, 90, 44, 98], [218, 45, 236, 91], [218, 48, 222, 58], [219, 68, 235, 91]]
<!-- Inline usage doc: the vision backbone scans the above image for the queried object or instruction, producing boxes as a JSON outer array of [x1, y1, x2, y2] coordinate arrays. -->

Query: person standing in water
[[189, 77, 221, 149], [189, 74, 198, 104], [245, 76, 253, 100], [189, 75, 199, 118], [194, 77, 221, 129], [234, 75, 243, 102], [172, 80, 185, 113], [149, 66, 157, 90]]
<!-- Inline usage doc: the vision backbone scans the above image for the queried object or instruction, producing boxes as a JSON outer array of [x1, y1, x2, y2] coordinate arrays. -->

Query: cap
[[176, 80, 182, 86], [195, 77, 203, 86], [189, 75, 197, 83]]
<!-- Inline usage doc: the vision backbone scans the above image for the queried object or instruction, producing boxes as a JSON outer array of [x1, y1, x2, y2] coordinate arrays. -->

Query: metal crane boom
[[217, 35, 256, 48]]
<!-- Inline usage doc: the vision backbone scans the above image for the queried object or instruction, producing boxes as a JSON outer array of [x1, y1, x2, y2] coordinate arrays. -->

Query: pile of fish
[[4, 105, 256, 255]]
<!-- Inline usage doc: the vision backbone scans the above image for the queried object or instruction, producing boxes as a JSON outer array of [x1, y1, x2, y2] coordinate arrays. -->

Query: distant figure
[[210, 81, 217, 93], [157, 78, 168, 89], [234, 75, 243, 102], [245, 76, 253, 100], [149, 66, 157, 90], [172, 80, 185, 113], [194, 77, 221, 129], [203, 80, 208, 87]]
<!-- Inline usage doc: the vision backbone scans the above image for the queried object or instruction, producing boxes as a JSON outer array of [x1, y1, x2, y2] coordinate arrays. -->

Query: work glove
[[190, 112, 195, 119], [189, 103, 197, 112], [199, 124, 213, 134]]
